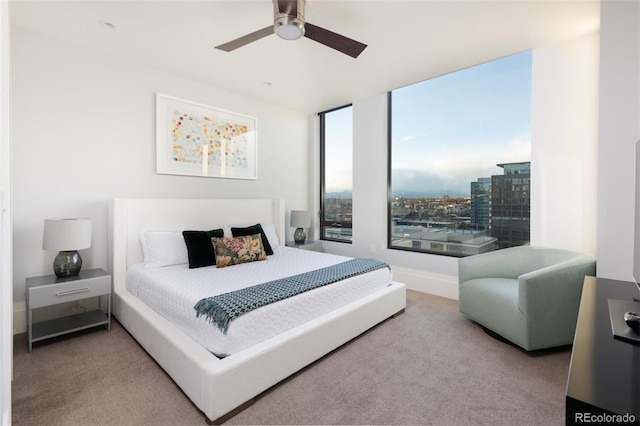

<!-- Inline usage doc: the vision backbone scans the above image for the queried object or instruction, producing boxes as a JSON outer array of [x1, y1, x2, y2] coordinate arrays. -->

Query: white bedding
[[126, 246, 392, 357]]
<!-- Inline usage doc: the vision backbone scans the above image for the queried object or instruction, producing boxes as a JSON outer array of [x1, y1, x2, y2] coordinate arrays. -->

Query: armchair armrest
[[518, 259, 596, 318]]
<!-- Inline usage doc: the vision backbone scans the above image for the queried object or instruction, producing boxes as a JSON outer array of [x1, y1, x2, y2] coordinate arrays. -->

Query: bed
[[108, 198, 406, 424]]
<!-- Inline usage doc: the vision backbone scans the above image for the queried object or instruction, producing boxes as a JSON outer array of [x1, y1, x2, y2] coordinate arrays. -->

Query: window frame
[[319, 104, 353, 244], [386, 53, 532, 257]]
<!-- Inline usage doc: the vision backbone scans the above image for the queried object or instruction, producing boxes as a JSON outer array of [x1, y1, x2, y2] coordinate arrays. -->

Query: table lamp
[[43, 218, 92, 277], [290, 210, 310, 244]]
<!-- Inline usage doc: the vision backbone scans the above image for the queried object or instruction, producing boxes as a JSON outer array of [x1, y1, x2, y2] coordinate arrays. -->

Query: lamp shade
[[290, 211, 310, 228], [43, 219, 92, 251]]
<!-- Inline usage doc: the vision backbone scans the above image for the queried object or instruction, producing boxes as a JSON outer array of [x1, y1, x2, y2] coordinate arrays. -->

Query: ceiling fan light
[[274, 17, 305, 40]]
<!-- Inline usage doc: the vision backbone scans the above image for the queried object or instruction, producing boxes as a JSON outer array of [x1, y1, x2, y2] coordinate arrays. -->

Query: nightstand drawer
[[28, 276, 110, 309]]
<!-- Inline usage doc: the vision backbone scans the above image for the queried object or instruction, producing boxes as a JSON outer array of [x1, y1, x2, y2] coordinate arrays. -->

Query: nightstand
[[26, 268, 111, 352], [285, 240, 323, 252]]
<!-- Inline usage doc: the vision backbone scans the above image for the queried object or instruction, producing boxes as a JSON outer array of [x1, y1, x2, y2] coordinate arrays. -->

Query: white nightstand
[[26, 268, 111, 352], [285, 240, 323, 252]]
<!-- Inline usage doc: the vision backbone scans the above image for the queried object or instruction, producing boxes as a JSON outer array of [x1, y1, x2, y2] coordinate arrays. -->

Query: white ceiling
[[9, 0, 600, 114]]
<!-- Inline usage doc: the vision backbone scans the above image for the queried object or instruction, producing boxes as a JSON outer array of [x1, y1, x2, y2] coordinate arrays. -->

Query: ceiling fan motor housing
[[274, 0, 305, 40]]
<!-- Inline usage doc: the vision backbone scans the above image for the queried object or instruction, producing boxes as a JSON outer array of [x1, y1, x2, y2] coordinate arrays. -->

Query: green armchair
[[458, 246, 596, 351]]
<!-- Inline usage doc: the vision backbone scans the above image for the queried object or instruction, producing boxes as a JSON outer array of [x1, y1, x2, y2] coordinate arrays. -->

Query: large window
[[389, 51, 532, 256], [320, 105, 353, 242]]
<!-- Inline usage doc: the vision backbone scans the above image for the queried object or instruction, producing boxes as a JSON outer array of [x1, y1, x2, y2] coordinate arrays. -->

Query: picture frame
[[156, 93, 257, 180]]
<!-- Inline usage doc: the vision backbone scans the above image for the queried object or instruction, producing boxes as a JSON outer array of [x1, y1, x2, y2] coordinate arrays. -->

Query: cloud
[[391, 169, 469, 196], [326, 134, 530, 196], [394, 133, 530, 182], [325, 169, 353, 193]]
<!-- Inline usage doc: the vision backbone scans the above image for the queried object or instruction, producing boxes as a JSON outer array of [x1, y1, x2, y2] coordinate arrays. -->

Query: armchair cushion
[[458, 246, 596, 351]]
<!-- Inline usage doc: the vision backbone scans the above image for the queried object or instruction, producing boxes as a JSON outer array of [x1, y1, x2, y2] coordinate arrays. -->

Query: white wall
[[10, 28, 309, 332], [320, 32, 601, 299], [596, 0, 640, 282], [1, 1, 12, 422], [530, 33, 599, 254]]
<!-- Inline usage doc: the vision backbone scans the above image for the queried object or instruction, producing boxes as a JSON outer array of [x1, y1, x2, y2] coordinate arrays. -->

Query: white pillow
[[140, 231, 189, 268], [260, 223, 280, 248], [223, 222, 280, 248]]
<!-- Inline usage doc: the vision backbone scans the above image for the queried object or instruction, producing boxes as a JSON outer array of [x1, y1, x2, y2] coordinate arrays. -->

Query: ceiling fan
[[215, 0, 367, 58]]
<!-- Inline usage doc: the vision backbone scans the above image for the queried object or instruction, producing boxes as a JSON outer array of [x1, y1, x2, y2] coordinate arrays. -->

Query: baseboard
[[391, 266, 458, 300]]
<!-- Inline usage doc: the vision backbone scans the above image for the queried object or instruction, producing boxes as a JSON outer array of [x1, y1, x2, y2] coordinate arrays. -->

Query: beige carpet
[[12, 290, 570, 425]]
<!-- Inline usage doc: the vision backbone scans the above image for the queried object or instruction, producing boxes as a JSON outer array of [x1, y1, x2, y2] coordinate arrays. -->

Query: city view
[[324, 161, 530, 257], [321, 51, 532, 257], [390, 162, 530, 257]]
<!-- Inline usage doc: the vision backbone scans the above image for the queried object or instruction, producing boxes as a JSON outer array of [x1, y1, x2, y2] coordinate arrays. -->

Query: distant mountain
[[392, 189, 469, 198], [325, 190, 469, 199], [325, 191, 353, 199]]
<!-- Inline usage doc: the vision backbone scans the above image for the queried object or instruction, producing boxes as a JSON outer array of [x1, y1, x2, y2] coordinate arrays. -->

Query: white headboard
[[108, 198, 286, 294]]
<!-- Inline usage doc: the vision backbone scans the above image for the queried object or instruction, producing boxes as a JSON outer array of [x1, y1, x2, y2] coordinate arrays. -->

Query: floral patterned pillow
[[212, 234, 267, 268]]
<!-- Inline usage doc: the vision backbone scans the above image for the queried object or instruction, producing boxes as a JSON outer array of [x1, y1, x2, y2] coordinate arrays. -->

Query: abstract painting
[[156, 93, 257, 179]]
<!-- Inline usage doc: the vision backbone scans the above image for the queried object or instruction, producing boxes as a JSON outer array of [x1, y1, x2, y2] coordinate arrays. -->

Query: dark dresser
[[566, 276, 640, 425]]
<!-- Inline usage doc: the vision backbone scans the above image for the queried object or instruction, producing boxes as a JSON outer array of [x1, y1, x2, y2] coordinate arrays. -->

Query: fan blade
[[304, 22, 367, 58], [215, 26, 274, 52]]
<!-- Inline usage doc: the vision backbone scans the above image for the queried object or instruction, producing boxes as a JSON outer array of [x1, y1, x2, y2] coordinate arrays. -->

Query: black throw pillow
[[182, 229, 224, 268], [230, 224, 274, 255]]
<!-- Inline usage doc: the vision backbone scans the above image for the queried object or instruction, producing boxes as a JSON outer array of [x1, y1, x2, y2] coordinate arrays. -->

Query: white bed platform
[[108, 198, 406, 424]]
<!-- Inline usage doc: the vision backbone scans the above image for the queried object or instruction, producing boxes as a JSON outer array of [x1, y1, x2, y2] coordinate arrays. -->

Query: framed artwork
[[156, 93, 257, 180]]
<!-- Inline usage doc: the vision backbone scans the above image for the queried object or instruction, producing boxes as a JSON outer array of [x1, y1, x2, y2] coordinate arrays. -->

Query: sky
[[325, 50, 532, 197], [323, 105, 354, 193]]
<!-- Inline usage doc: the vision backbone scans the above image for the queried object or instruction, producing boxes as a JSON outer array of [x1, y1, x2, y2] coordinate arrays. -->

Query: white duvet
[[126, 246, 392, 357]]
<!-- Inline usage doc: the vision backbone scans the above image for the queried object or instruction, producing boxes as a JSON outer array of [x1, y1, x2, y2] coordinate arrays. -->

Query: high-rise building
[[491, 162, 530, 248], [470, 177, 492, 230]]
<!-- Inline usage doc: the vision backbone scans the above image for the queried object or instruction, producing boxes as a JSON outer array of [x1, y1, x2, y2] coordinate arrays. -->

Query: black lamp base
[[294, 228, 306, 244], [53, 250, 83, 278]]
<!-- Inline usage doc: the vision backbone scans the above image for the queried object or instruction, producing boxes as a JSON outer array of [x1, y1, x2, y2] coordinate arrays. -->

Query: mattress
[[126, 246, 392, 357]]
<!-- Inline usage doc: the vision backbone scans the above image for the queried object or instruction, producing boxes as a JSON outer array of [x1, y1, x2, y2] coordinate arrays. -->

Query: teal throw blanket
[[194, 258, 389, 334]]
